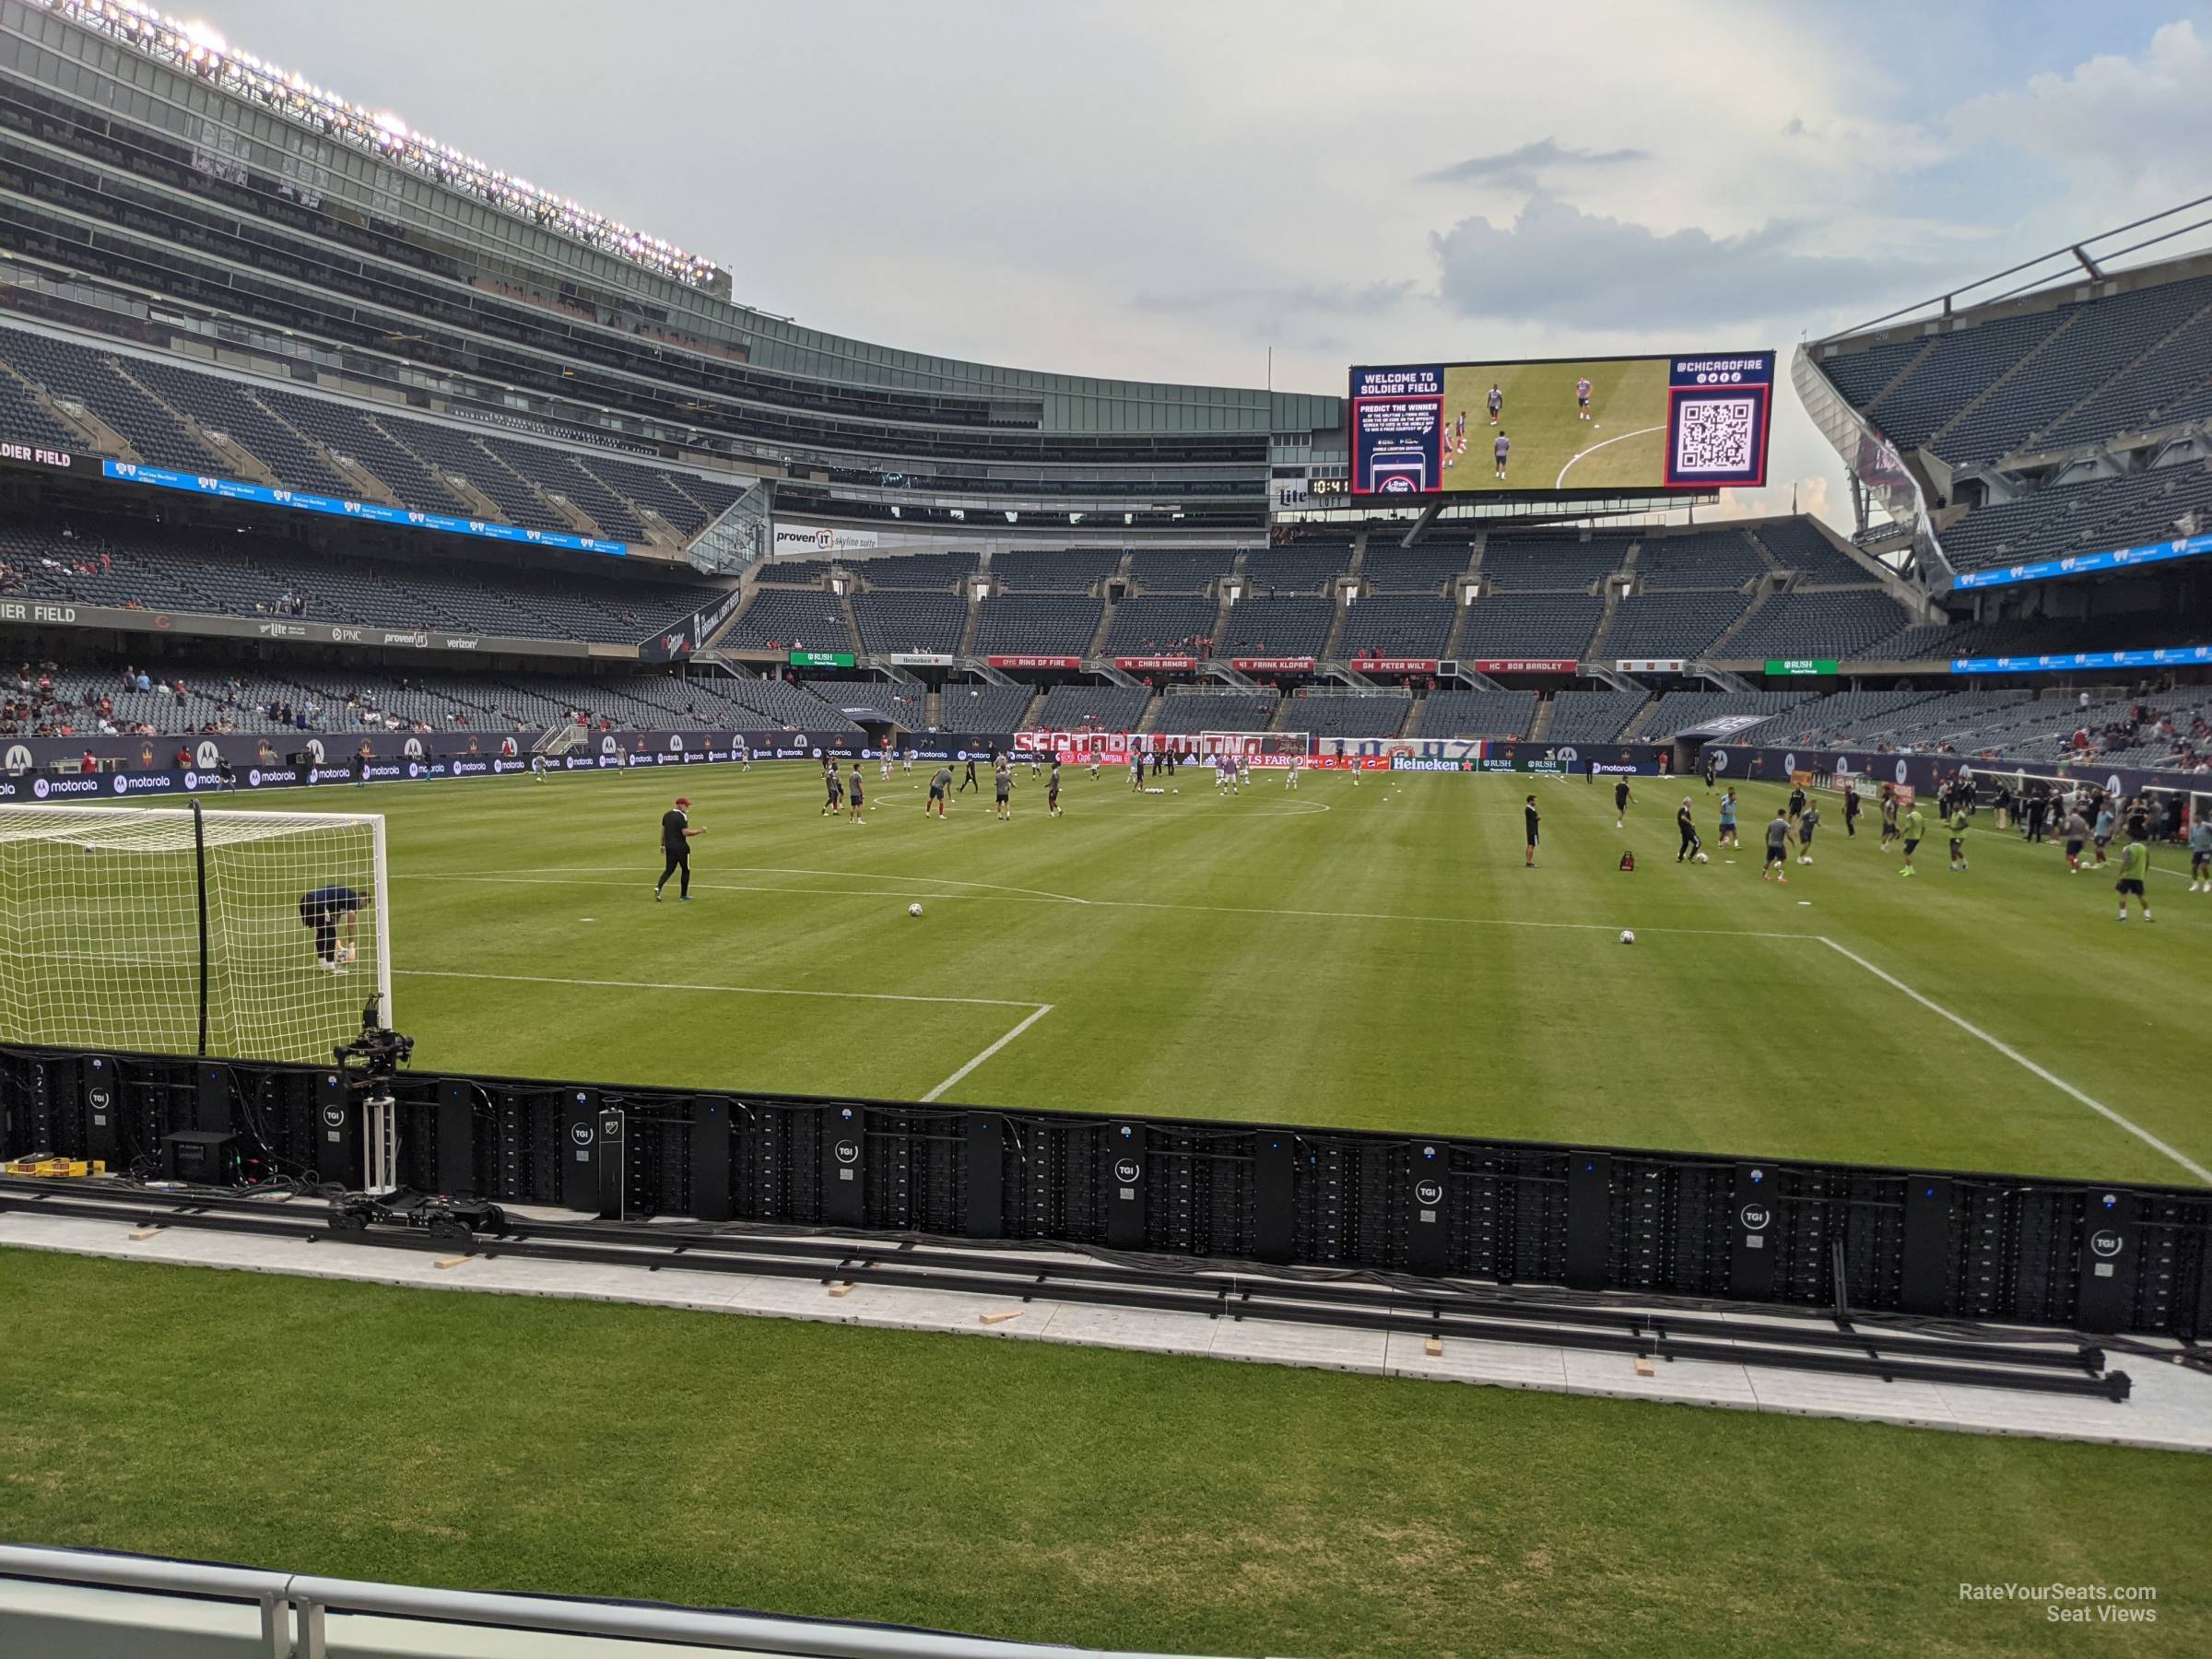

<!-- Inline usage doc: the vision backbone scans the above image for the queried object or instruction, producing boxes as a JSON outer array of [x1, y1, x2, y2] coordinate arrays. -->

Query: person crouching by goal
[[300, 883, 370, 971]]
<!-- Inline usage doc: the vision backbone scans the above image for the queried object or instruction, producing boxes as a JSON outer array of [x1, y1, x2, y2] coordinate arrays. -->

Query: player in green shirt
[[2115, 830, 2154, 923], [1899, 803, 1926, 877], [1947, 806, 1970, 872]]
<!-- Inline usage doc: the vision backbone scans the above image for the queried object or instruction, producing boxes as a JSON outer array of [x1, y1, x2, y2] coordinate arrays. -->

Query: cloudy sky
[[196, 0, 2212, 522]]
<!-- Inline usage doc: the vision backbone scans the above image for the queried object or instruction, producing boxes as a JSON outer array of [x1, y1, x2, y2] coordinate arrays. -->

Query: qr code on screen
[[1674, 398, 1756, 473]]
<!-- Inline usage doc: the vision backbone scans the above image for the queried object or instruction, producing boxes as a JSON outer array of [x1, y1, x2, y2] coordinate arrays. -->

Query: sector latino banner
[[1349, 352, 1773, 497]]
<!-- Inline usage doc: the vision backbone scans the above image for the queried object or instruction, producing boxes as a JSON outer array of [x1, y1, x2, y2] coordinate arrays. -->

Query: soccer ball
[[335, 943, 356, 966], [908, 903, 923, 918], [1618, 930, 1636, 946], [1695, 852, 1710, 864]]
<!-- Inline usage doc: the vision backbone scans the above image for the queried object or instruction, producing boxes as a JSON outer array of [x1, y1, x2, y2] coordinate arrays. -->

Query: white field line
[[394, 967, 1043, 1011], [1817, 936, 2210, 1184], [1555, 423, 1663, 488], [922, 1003, 1056, 1103]]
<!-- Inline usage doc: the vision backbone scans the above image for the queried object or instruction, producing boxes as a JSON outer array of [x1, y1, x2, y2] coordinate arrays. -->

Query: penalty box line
[[1816, 938, 2210, 1184]]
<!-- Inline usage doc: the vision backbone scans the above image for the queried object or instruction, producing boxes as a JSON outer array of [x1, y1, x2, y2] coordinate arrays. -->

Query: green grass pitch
[[6, 763, 2208, 1654], [1441, 359, 1669, 492], [196, 760, 2212, 1185]]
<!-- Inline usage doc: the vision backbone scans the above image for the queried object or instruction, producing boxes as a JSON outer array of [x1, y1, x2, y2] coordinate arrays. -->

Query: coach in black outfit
[[655, 795, 699, 901]]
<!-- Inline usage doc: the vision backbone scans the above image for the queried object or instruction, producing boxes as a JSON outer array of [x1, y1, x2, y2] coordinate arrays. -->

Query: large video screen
[[1348, 351, 1774, 497]]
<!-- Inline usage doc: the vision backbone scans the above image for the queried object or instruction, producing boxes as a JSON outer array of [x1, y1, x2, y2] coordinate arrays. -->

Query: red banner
[[1472, 658, 1578, 674], [1113, 655, 1200, 672], [986, 654, 1083, 670], [1230, 656, 1316, 673], [1349, 657, 1438, 675]]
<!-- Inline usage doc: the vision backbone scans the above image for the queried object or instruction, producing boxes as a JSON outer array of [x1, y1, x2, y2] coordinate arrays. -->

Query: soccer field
[[184, 760, 2212, 1188], [1441, 359, 1669, 491]]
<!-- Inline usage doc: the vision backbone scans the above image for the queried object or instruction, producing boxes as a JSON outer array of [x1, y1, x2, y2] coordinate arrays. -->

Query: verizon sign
[[1473, 658, 1578, 674]]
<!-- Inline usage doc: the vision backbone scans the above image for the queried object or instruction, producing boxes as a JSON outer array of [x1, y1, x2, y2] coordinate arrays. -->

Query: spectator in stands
[[79, 750, 96, 774]]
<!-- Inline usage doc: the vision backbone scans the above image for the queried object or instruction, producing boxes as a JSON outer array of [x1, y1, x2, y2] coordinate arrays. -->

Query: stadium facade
[[0, 0, 2206, 779]]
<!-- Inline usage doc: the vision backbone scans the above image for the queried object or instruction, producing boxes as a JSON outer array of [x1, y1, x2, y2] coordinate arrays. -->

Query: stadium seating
[[1632, 530, 1768, 590], [1243, 544, 1351, 593], [1215, 597, 1334, 658], [842, 550, 981, 590], [1750, 691, 1945, 748], [1151, 690, 1280, 734], [1287, 692, 1411, 738], [3, 330, 226, 473], [363, 417, 573, 536], [1598, 592, 1754, 659], [1542, 690, 1649, 744], [124, 358, 358, 500], [1751, 519, 1875, 583], [1126, 547, 1235, 592], [1340, 595, 1453, 658], [1419, 689, 1535, 737], [1454, 594, 1603, 660], [1936, 465, 2212, 573], [849, 592, 967, 655], [972, 595, 1104, 656], [939, 681, 1034, 733], [1478, 535, 1632, 591], [1636, 690, 1812, 739], [1723, 591, 1912, 660], [1028, 684, 1153, 731], [991, 548, 1123, 592], [1100, 595, 1218, 656], [1361, 546, 1473, 593], [480, 436, 650, 543], [724, 588, 856, 653], [805, 678, 926, 725]]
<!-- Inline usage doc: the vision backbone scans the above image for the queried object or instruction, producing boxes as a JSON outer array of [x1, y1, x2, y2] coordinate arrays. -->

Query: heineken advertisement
[[788, 650, 857, 668], [1766, 658, 1840, 677]]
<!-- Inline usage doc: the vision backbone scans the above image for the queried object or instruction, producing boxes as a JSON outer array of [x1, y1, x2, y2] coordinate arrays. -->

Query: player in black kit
[[1676, 797, 1702, 862], [654, 795, 698, 901]]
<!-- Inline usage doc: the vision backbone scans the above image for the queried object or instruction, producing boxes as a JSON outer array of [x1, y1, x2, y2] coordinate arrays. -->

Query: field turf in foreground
[[271, 763, 2212, 1185], [1, 1251, 2202, 1658]]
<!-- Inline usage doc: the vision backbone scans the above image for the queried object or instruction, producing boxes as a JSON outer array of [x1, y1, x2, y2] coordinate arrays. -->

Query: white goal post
[[0, 802, 390, 1065]]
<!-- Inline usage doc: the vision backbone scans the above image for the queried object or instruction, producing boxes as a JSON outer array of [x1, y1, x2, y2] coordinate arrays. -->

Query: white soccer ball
[[908, 903, 923, 918], [1695, 852, 1709, 864], [1618, 930, 1636, 946]]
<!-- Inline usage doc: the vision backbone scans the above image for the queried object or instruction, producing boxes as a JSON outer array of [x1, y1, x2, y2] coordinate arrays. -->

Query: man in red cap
[[655, 795, 699, 901]]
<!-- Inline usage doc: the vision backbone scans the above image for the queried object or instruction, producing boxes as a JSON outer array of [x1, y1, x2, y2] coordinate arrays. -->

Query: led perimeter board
[[1348, 352, 1774, 498]]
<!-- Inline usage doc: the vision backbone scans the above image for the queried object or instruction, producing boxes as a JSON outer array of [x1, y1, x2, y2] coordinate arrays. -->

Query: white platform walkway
[[3, 1206, 2206, 1454]]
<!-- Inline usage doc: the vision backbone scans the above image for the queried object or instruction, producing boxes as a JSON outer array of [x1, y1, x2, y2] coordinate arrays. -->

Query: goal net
[[0, 803, 390, 1064]]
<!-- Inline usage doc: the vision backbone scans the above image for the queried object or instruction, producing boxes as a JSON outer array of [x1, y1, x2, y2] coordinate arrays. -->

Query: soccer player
[[849, 762, 865, 824], [735, 739, 750, 772], [1700, 751, 1716, 789], [1843, 785, 1861, 838], [299, 883, 370, 970], [1786, 782, 1806, 822], [214, 757, 238, 793], [353, 749, 370, 789], [996, 759, 1014, 820], [821, 761, 842, 818], [2116, 829, 2154, 922], [1614, 777, 1633, 830], [1237, 755, 1251, 791], [880, 750, 892, 782], [2063, 803, 2090, 873], [1879, 787, 1900, 846], [1675, 796, 1701, 863], [1760, 809, 1794, 883], [1798, 799, 1820, 864], [1286, 756, 1300, 790], [901, 747, 912, 773], [529, 754, 550, 783], [1947, 802, 1970, 872], [653, 797, 697, 902], [1524, 794, 1540, 867], [1131, 753, 1145, 793], [1487, 382, 1503, 426], [926, 764, 952, 818], [2188, 809, 2210, 892], [1898, 799, 1925, 877], [1575, 375, 1593, 421], [1088, 748, 1100, 782], [2092, 797, 2115, 866], [1493, 430, 1510, 480], [1716, 787, 1738, 850], [1048, 757, 1063, 818], [959, 757, 979, 794]]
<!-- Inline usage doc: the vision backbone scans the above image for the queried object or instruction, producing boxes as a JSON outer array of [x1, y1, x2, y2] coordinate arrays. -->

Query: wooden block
[[127, 1226, 165, 1241], [1424, 1336, 1443, 1358], [979, 1310, 1025, 1326], [1634, 1356, 1656, 1378], [434, 1255, 470, 1270], [827, 1282, 855, 1298]]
